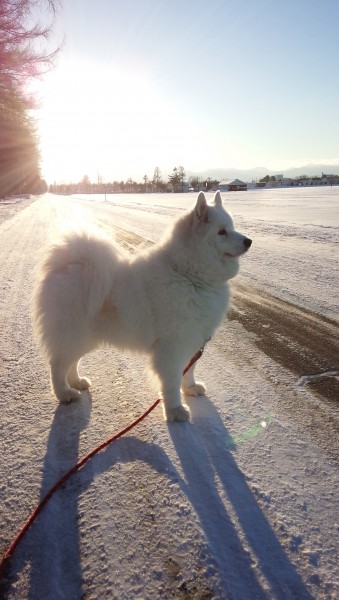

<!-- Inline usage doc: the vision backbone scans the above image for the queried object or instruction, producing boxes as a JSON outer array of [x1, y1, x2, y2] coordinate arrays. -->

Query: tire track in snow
[[230, 283, 339, 404], [0, 205, 40, 355], [0, 199, 58, 596]]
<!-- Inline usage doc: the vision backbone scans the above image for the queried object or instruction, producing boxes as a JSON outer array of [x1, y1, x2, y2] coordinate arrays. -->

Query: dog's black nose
[[244, 237, 252, 249]]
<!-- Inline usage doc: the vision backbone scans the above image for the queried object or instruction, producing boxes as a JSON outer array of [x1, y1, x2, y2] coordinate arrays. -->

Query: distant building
[[321, 173, 339, 185], [219, 179, 247, 192]]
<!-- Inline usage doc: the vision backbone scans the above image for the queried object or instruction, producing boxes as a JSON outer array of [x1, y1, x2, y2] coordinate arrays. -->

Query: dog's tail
[[38, 230, 122, 317]]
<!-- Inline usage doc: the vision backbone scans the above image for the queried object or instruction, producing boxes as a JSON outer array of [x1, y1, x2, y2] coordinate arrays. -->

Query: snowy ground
[[0, 188, 338, 599]]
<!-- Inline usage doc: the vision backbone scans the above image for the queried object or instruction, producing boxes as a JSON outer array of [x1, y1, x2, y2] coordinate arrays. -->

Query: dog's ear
[[194, 192, 209, 224], [214, 191, 222, 206]]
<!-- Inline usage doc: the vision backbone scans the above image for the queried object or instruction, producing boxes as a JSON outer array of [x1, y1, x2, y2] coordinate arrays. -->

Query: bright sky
[[36, 0, 339, 184]]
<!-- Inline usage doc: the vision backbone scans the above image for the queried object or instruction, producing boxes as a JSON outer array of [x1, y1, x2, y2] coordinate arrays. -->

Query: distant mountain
[[280, 164, 339, 178], [186, 167, 269, 182], [186, 164, 339, 182]]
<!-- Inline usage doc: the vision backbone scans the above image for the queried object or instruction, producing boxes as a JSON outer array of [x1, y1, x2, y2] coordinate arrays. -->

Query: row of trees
[[0, 0, 59, 198], [49, 166, 197, 195], [49, 166, 220, 195]]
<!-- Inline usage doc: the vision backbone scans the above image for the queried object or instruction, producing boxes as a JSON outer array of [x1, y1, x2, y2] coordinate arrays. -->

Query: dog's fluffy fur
[[33, 191, 251, 421]]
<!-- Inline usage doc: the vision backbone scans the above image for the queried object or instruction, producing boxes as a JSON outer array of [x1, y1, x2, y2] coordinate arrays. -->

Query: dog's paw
[[59, 388, 81, 404], [71, 377, 91, 391], [165, 404, 190, 422], [182, 382, 206, 397]]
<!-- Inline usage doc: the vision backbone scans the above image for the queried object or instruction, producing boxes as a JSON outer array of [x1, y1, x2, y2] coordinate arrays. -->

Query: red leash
[[0, 345, 205, 577]]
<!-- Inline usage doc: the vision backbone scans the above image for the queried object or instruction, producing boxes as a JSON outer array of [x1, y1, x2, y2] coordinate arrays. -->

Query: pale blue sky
[[37, 0, 339, 183]]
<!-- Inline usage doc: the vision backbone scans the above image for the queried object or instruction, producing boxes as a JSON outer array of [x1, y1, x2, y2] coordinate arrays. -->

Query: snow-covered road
[[0, 190, 338, 599]]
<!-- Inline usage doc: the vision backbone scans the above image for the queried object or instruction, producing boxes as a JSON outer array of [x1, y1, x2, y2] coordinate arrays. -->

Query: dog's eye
[[218, 228, 228, 236]]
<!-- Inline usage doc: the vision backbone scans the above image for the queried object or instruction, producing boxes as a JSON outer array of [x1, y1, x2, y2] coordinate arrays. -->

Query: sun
[[37, 59, 154, 182], [37, 56, 219, 185], [37, 58, 192, 184]]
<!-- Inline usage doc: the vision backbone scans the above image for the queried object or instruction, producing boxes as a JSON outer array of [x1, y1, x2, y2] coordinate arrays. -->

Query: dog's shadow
[[6, 393, 93, 599], [9, 394, 313, 599], [169, 395, 314, 599]]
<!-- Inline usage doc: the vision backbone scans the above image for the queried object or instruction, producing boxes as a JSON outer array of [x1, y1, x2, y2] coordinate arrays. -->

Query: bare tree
[[143, 174, 149, 192], [189, 176, 201, 191], [152, 166, 162, 192], [177, 165, 185, 191], [0, 1, 61, 197], [0, 1, 60, 94]]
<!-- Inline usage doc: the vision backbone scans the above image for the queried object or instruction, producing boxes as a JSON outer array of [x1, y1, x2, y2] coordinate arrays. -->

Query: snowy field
[[0, 187, 338, 599], [74, 186, 339, 321]]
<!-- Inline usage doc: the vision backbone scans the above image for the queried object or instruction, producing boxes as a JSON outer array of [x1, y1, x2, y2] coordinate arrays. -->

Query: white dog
[[33, 191, 251, 421]]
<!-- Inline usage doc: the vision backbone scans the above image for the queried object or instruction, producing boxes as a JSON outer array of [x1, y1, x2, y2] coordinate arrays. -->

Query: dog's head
[[194, 190, 252, 259], [168, 191, 251, 283]]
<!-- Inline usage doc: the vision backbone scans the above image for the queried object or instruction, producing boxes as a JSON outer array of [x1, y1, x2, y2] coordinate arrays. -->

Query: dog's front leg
[[151, 341, 190, 422], [181, 363, 206, 397]]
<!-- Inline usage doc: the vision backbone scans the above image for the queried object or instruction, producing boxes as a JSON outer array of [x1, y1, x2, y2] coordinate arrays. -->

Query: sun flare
[[37, 59, 208, 184]]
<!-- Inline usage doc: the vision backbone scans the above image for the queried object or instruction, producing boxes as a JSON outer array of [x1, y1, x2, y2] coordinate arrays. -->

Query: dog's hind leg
[[67, 361, 91, 391], [181, 363, 206, 397], [50, 358, 82, 404]]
